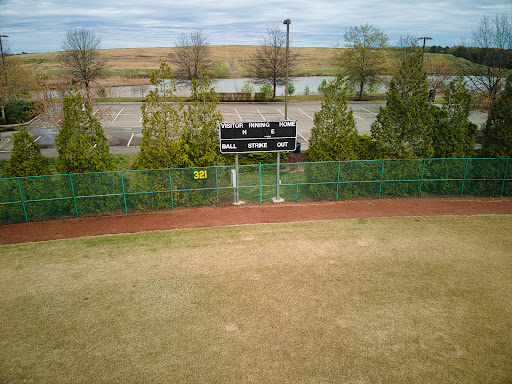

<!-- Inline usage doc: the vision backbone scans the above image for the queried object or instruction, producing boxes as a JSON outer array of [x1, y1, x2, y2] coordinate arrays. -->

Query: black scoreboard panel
[[219, 120, 297, 154]]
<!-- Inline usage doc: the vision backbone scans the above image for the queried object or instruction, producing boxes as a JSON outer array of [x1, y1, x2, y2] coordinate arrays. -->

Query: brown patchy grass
[[1, 215, 511, 383], [22, 45, 460, 87], [23, 45, 339, 85]]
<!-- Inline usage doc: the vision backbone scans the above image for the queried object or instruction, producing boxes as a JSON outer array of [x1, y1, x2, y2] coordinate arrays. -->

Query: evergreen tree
[[5, 127, 49, 177], [136, 63, 227, 170], [55, 91, 113, 173], [183, 67, 225, 167], [482, 75, 512, 158], [135, 62, 189, 169], [307, 77, 359, 161], [371, 47, 434, 158], [432, 77, 477, 158]]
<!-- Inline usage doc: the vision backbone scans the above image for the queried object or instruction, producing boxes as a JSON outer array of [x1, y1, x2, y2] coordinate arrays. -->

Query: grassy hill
[[20, 45, 463, 88]]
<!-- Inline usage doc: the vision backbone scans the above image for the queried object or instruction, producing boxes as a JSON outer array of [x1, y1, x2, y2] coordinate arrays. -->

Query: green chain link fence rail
[[1, 157, 511, 224]]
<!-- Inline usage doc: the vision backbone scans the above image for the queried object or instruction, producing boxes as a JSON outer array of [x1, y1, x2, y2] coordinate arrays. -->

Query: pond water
[[212, 76, 337, 95], [111, 76, 348, 97]]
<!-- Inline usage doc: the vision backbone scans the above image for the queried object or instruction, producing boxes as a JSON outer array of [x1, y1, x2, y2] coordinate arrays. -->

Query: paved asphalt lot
[[0, 101, 487, 160]]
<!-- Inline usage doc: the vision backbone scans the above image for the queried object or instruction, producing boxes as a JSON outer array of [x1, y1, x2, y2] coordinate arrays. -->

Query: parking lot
[[0, 101, 487, 160], [82, 101, 381, 150]]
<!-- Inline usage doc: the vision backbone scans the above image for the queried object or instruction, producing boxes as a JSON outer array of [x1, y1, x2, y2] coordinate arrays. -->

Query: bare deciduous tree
[[423, 55, 453, 100], [395, 35, 421, 66], [169, 30, 211, 81], [460, 13, 512, 112], [249, 25, 297, 99], [36, 73, 113, 132], [58, 28, 107, 97]]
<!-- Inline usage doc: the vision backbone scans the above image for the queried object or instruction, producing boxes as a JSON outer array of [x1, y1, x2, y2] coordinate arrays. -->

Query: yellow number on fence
[[194, 170, 208, 180]]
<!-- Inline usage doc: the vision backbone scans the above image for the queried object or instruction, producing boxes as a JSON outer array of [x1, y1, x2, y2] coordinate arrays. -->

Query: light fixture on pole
[[417, 36, 432, 65]]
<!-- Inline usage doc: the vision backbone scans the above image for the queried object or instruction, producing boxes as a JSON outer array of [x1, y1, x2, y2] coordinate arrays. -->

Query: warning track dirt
[[1, 197, 511, 245]]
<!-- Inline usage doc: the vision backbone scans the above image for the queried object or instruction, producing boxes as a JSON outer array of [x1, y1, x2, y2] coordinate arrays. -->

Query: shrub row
[[217, 92, 251, 102]]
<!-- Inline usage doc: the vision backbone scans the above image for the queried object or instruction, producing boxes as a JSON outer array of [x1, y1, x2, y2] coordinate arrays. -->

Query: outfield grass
[[1, 216, 511, 383]]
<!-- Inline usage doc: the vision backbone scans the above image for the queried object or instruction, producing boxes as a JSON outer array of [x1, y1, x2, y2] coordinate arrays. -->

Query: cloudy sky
[[2, 0, 511, 53]]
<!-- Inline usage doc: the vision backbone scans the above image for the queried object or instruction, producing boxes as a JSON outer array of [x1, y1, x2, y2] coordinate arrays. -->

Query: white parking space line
[[361, 107, 378, 115], [0, 138, 11, 149], [235, 109, 243, 120], [257, 109, 266, 120], [297, 132, 309, 144], [353, 114, 364, 121], [298, 108, 313, 120], [127, 133, 135, 147], [112, 109, 124, 122], [93, 109, 99, 116], [139, 116, 143, 123], [274, 107, 310, 143], [34, 136, 41, 142]]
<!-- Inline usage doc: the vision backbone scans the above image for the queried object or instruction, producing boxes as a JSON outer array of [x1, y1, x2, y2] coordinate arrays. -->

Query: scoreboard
[[219, 120, 297, 154]]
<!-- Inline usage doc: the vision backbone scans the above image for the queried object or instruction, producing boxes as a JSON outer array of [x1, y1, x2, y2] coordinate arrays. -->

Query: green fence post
[[378, 159, 385, 199], [169, 168, 174, 210], [120, 171, 128, 214], [418, 159, 426, 198], [460, 158, 469, 197], [500, 158, 510, 198], [215, 166, 219, 207], [336, 161, 341, 201], [296, 163, 300, 203], [259, 163, 262, 205], [17, 178, 28, 222], [69, 174, 79, 217]]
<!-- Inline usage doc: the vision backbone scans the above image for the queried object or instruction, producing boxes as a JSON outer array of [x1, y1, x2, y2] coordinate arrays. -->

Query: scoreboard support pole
[[233, 153, 244, 205], [277, 153, 281, 201], [273, 153, 284, 203]]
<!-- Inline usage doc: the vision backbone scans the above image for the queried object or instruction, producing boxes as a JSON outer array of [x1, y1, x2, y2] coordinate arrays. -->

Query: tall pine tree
[[135, 62, 189, 169], [371, 47, 434, 159], [482, 75, 512, 158], [5, 127, 49, 177], [307, 76, 359, 161], [56, 91, 113, 173], [183, 67, 225, 167], [432, 77, 477, 158]]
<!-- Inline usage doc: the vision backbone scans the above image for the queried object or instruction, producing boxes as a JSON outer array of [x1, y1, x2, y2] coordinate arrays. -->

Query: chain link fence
[[1, 158, 511, 224]]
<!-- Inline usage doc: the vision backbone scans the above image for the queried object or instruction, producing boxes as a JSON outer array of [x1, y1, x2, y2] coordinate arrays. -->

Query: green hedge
[[217, 92, 251, 102]]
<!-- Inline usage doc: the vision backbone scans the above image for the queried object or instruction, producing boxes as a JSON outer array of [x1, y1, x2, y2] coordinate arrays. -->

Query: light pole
[[417, 36, 432, 65], [273, 19, 290, 204], [283, 19, 290, 119]]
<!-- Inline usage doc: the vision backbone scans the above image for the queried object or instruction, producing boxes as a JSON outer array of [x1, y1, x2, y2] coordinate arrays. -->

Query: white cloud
[[2, 0, 511, 52]]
